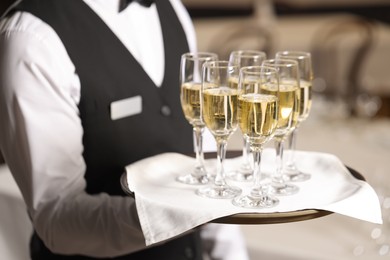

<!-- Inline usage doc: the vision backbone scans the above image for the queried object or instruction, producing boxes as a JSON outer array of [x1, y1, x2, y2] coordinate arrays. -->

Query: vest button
[[160, 105, 171, 116], [184, 246, 194, 259]]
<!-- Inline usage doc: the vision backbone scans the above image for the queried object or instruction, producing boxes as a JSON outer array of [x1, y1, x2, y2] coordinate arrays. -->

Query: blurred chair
[[311, 16, 378, 117]]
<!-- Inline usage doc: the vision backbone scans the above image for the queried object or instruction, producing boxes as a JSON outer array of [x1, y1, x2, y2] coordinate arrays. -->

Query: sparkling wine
[[298, 80, 312, 122], [180, 82, 203, 127], [262, 82, 299, 136], [238, 93, 278, 148], [228, 76, 239, 89], [202, 87, 238, 138]]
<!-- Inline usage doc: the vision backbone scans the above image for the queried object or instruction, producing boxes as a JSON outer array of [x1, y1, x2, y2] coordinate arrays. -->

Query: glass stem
[[252, 147, 263, 192], [286, 126, 299, 169], [215, 139, 228, 187], [273, 139, 284, 185], [193, 126, 205, 174], [242, 137, 251, 168]]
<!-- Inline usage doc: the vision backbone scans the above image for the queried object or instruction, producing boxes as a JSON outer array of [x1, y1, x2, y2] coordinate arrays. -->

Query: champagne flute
[[232, 66, 279, 208], [276, 51, 313, 182], [196, 61, 242, 199], [262, 59, 300, 196], [177, 52, 218, 185], [228, 50, 267, 182]]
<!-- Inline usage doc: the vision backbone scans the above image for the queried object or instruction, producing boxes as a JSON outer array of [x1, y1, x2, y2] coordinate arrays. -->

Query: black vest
[[13, 0, 199, 259]]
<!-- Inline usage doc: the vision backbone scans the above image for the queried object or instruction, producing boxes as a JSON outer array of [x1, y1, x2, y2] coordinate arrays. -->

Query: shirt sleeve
[[0, 11, 148, 257]]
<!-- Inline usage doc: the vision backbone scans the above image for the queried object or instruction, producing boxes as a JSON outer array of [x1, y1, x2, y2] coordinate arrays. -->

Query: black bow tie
[[119, 0, 154, 12]]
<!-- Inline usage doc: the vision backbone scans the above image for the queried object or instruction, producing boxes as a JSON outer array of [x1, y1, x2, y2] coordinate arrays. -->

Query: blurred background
[[182, 1, 390, 259], [184, 0, 390, 118], [1, 0, 390, 259]]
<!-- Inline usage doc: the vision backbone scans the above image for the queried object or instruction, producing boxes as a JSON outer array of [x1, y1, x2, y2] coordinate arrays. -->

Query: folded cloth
[[125, 149, 382, 246]]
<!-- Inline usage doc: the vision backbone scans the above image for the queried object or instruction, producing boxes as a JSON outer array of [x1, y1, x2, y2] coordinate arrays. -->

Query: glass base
[[227, 169, 253, 182], [232, 193, 279, 209], [176, 173, 210, 185], [196, 184, 241, 199], [270, 183, 299, 196], [284, 171, 311, 182], [283, 165, 311, 182]]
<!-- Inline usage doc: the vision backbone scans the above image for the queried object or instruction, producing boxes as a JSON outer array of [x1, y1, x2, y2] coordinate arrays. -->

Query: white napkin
[[125, 149, 382, 246]]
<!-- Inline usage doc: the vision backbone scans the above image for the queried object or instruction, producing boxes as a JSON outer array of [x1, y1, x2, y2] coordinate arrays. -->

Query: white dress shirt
[[0, 0, 248, 258]]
